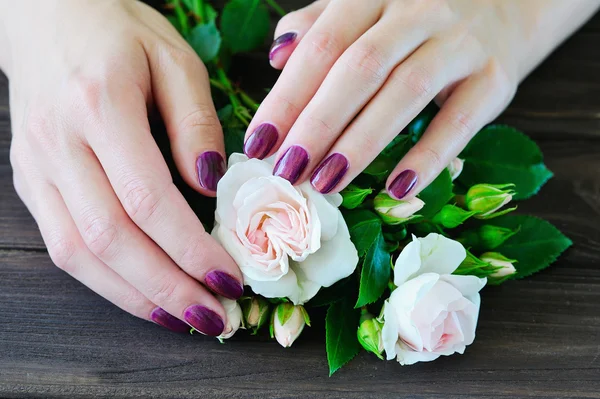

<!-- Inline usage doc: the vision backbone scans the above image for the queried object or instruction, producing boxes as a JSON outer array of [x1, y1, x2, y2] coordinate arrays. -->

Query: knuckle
[[304, 114, 336, 138], [146, 275, 180, 306], [161, 43, 206, 75], [176, 106, 221, 138], [71, 75, 105, 113], [80, 212, 120, 259], [175, 234, 210, 270], [46, 232, 79, 274], [306, 31, 342, 61], [394, 64, 435, 102], [444, 110, 477, 144], [485, 57, 516, 101], [121, 178, 170, 224], [419, 146, 444, 170], [345, 43, 388, 86], [23, 109, 58, 150], [269, 92, 302, 120]]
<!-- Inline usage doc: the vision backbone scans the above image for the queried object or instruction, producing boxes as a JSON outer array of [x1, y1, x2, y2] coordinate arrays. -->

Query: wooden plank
[[0, 250, 598, 398]]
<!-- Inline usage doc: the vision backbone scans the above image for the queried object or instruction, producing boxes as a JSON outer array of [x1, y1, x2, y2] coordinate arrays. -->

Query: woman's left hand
[[242, 0, 587, 199]]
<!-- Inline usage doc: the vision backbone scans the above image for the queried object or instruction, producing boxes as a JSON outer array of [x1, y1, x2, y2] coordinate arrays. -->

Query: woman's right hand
[[1, 0, 243, 335]]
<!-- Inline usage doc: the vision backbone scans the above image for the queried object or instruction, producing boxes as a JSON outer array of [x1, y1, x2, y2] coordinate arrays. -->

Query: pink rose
[[212, 154, 358, 305], [382, 234, 486, 365]]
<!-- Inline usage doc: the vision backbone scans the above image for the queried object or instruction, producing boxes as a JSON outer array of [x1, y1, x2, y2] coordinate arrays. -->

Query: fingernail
[[389, 170, 418, 200], [273, 146, 309, 185], [150, 307, 190, 333], [244, 123, 279, 159], [196, 151, 226, 192], [269, 32, 297, 60], [310, 153, 349, 194], [205, 270, 244, 300], [184, 305, 224, 337]]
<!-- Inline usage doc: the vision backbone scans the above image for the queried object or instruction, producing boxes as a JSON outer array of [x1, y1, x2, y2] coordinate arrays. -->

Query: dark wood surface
[[1, 2, 600, 398]]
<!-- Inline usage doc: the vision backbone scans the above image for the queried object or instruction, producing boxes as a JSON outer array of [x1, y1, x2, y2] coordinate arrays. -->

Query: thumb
[[269, 0, 331, 69], [145, 39, 225, 197]]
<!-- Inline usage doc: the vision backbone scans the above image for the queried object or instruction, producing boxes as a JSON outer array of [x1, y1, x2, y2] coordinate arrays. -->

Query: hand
[[2, 0, 243, 335], [245, 0, 599, 199]]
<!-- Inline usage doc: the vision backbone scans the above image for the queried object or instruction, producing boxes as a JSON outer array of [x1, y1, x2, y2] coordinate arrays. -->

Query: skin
[[0, 0, 598, 330], [251, 0, 600, 199]]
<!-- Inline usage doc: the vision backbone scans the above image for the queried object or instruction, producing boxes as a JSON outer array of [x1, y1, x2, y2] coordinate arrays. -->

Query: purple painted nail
[[310, 153, 349, 194], [269, 32, 297, 60], [196, 151, 226, 192], [150, 307, 190, 333], [273, 146, 309, 185], [389, 170, 418, 200], [205, 270, 244, 300], [184, 305, 224, 337], [244, 123, 279, 159]]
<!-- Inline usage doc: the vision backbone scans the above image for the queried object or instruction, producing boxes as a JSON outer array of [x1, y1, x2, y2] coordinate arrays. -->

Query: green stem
[[264, 0, 286, 17], [239, 91, 259, 112], [192, 0, 206, 23], [172, 0, 190, 36]]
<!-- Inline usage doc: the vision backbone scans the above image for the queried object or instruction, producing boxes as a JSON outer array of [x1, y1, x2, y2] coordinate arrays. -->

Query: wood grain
[[0, 2, 599, 398]]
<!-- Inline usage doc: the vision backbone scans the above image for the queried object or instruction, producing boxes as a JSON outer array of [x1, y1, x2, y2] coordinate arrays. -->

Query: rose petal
[[440, 275, 487, 297], [395, 342, 441, 366], [298, 181, 339, 241], [418, 233, 467, 275], [244, 268, 302, 304], [295, 215, 358, 289], [393, 236, 422, 286]]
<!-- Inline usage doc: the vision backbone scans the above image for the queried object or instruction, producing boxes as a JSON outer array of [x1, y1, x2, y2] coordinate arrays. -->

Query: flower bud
[[357, 311, 384, 359], [271, 303, 309, 348], [217, 297, 244, 340], [454, 250, 494, 277], [480, 252, 517, 284], [447, 158, 464, 181], [374, 190, 424, 225], [241, 296, 270, 334], [465, 184, 516, 219], [432, 204, 476, 229], [478, 224, 518, 249]]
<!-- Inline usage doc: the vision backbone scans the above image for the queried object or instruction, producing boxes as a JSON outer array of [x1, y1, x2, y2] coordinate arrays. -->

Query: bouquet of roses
[[165, 0, 572, 375]]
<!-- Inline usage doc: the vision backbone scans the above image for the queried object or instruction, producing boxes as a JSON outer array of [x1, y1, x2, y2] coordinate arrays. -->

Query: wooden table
[[1, 3, 599, 398]]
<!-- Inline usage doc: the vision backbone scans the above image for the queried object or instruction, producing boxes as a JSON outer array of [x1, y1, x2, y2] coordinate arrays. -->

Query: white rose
[[217, 297, 244, 340], [213, 154, 359, 305], [382, 234, 486, 365]]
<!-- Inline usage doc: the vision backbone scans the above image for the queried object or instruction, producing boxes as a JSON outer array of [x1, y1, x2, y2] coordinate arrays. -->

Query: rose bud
[[480, 252, 517, 285], [217, 297, 244, 341], [478, 224, 519, 249], [447, 158, 464, 181], [357, 311, 384, 360], [374, 190, 425, 225], [271, 303, 309, 348], [465, 184, 516, 219], [241, 296, 270, 334], [432, 204, 477, 229]]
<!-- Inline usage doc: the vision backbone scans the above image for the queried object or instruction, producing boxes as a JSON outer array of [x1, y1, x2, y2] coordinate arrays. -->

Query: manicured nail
[[273, 146, 309, 185], [389, 170, 418, 200], [310, 153, 349, 194], [269, 32, 297, 60], [150, 307, 190, 333], [244, 123, 279, 159], [205, 270, 244, 300], [184, 305, 224, 337], [196, 151, 226, 192]]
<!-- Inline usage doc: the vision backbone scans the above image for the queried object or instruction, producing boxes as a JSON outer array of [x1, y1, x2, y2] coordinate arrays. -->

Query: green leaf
[[356, 231, 391, 308], [341, 185, 373, 209], [308, 277, 354, 307], [407, 102, 439, 143], [491, 214, 572, 278], [344, 210, 382, 256], [363, 153, 396, 179], [186, 21, 222, 63], [221, 0, 270, 53], [218, 105, 246, 157], [326, 298, 361, 376], [459, 125, 553, 200], [417, 169, 453, 218]]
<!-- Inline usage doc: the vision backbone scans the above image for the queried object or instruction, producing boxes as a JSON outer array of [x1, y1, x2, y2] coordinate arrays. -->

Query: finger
[[386, 60, 516, 199], [54, 144, 227, 337], [83, 80, 244, 302], [273, 7, 440, 187], [143, 34, 226, 196], [309, 25, 486, 193], [269, 0, 330, 69], [244, 0, 384, 160], [19, 173, 189, 333]]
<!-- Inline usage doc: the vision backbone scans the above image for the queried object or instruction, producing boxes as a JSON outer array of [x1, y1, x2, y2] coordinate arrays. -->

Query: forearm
[[512, 0, 600, 81]]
